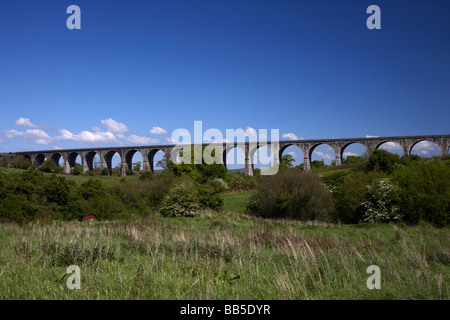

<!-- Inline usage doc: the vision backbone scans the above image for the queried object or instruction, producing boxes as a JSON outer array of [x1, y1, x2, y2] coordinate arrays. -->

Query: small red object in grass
[[82, 215, 96, 221]]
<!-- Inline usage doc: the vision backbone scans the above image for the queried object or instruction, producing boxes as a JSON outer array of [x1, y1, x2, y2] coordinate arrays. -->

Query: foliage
[[7, 155, 32, 170], [0, 170, 71, 222], [138, 171, 154, 181], [343, 155, 362, 164], [159, 183, 199, 217], [366, 149, 400, 174], [311, 160, 325, 168], [39, 159, 58, 173], [280, 154, 295, 170], [246, 169, 333, 221], [227, 173, 256, 191], [195, 183, 223, 211], [168, 146, 228, 183], [207, 178, 229, 192], [392, 160, 449, 226], [70, 164, 83, 176], [360, 179, 401, 223], [330, 171, 387, 223]]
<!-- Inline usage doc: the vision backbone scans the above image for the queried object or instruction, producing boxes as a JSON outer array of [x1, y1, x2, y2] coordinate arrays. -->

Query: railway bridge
[[7, 134, 450, 176]]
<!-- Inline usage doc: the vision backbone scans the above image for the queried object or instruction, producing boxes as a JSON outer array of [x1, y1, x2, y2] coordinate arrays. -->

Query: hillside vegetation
[[0, 214, 448, 299]]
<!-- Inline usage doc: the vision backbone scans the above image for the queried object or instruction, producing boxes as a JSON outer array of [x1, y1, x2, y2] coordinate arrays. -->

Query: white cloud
[[166, 137, 178, 144], [288, 151, 296, 157], [343, 151, 358, 157], [245, 127, 257, 137], [56, 129, 119, 144], [313, 151, 334, 161], [150, 126, 167, 135], [101, 118, 129, 134], [413, 141, 439, 151], [123, 135, 159, 145], [366, 135, 379, 138], [379, 142, 402, 150], [282, 133, 303, 140], [5, 128, 53, 144], [3, 118, 188, 148], [15, 117, 39, 129]]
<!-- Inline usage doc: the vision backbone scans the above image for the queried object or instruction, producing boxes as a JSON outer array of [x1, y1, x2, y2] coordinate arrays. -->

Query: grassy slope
[[0, 167, 140, 186], [221, 192, 252, 214], [0, 213, 448, 300], [0, 165, 448, 299]]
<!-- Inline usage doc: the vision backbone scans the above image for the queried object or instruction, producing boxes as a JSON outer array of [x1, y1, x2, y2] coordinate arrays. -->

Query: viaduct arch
[[10, 134, 449, 176]]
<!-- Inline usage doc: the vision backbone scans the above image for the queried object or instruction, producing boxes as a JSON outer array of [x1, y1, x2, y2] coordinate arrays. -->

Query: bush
[[195, 183, 223, 211], [228, 173, 256, 191], [9, 155, 32, 170], [139, 171, 154, 181], [100, 168, 109, 176], [39, 159, 58, 173], [359, 179, 401, 223], [366, 149, 400, 174], [392, 160, 449, 226], [70, 164, 83, 175], [0, 170, 70, 222], [159, 183, 199, 217], [78, 179, 106, 200], [207, 178, 229, 192], [246, 170, 333, 221], [331, 171, 387, 223]]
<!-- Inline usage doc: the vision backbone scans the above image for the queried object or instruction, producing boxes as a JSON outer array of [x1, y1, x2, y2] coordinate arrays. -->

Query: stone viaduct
[[7, 134, 450, 176]]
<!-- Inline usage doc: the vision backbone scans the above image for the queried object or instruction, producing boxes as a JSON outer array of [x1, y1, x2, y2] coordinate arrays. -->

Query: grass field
[[222, 192, 252, 214], [0, 167, 448, 300], [0, 210, 448, 299]]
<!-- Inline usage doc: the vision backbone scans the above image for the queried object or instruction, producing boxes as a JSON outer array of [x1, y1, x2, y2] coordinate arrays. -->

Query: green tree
[[280, 154, 295, 170], [159, 183, 199, 217], [344, 155, 362, 164], [311, 160, 325, 168], [39, 159, 58, 173], [133, 162, 141, 172], [70, 164, 83, 175], [366, 149, 400, 174]]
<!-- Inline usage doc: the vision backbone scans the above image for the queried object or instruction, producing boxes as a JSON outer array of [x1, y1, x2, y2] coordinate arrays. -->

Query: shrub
[[159, 183, 199, 217], [126, 169, 134, 176], [331, 171, 387, 223], [9, 155, 32, 170], [366, 149, 400, 174], [70, 164, 83, 175], [39, 159, 58, 173], [246, 170, 333, 221], [360, 179, 401, 223], [0, 170, 69, 222], [195, 183, 223, 211], [392, 160, 449, 226], [207, 178, 229, 192], [78, 179, 106, 200], [100, 168, 109, 176], [139, 171, 154, 181], [228, 174, 256, 191]]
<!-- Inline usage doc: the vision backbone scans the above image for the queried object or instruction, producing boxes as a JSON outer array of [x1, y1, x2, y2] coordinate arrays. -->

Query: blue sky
[[0, 0, 449, 166]]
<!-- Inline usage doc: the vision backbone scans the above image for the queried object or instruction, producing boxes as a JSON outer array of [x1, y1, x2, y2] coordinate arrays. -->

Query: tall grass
[[0, 213, 448, 299]]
